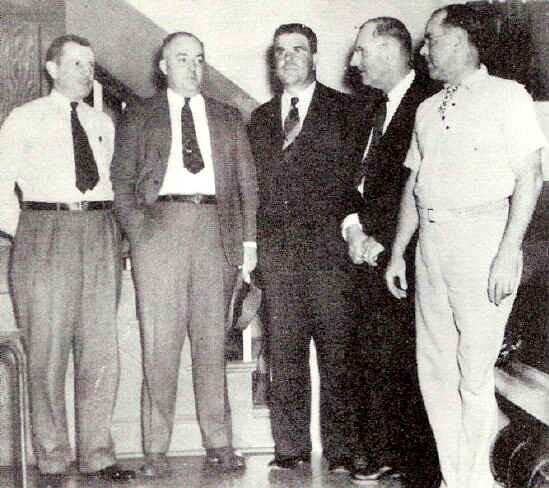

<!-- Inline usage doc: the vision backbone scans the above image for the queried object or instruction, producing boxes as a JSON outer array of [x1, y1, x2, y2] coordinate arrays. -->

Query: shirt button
[[446, 126, 450, 130]]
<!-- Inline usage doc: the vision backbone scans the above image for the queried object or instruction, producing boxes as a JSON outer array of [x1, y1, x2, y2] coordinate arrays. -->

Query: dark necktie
[[181, 97, 204, 174], [283, 96, 300, 149], [355, 95, 387, 187], [70, 102, 99, 193]]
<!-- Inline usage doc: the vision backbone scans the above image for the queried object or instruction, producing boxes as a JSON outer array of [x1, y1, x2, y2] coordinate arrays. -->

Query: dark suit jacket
[[110, 91, 258, 266], [248, 82, 358, 274], [354, 73, 438, 266]]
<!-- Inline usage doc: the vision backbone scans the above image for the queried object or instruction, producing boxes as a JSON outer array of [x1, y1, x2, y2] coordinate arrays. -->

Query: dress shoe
[[86, 464, 136, 482], [139, 453, 171, 478], [300, 452, 312, 464], [268, 455, 304, 470], [38, 473, 67, 488], [205, 447, 245, 471], [327, 456, 352, 473], [351, 463, 394, 485]]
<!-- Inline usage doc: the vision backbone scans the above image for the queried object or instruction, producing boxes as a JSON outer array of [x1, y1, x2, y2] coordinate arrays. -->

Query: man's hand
[[345, 224, 368, 264], [363, 236, 385, 267], [385, 255, 407, 299], [241, 246, 257, 284], [488, 246, 521, 306]]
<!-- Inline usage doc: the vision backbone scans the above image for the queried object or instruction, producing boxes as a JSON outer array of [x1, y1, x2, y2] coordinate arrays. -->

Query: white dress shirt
[[0, 90, 115, 236], [281, 81, 316, 129], [342, 70, 416, 237], [159, 89, 216, 196], [159, 89, 256, 249]]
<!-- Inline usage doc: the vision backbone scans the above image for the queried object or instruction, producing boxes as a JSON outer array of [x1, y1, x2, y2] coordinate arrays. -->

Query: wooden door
[[0, 20, 41, 128]]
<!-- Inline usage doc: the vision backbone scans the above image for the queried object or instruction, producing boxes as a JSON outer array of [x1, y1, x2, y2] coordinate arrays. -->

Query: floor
[[1, 454, 410, 488]]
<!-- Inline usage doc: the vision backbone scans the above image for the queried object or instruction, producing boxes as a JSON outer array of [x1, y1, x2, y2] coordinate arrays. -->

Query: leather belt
[[157, 194, 217, 205], [418, 198, 509, 223], [20, 201, 113, 211]]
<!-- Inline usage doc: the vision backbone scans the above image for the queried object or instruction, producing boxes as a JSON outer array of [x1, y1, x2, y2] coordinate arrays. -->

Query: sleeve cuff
[[341, 213, 362, 241]]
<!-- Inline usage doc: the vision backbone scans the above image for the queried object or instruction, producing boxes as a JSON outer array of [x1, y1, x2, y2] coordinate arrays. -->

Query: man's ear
[[45, 60, 58, 80], [159, 58, 168, 76], [312, 52, 318, 71]]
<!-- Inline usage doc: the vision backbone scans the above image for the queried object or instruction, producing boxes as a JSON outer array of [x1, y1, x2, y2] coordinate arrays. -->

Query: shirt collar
[[387, 69, 415, 105], [49, 89, 85, 110], [167, 88, 204, 110], [448, 64, 488, 92], [282, 81, 316, 114]]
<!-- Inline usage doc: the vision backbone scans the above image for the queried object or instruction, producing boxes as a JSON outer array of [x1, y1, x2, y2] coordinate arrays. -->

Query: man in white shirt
[[0, 34, 135, 486], [386, 5, 546, 488], [341, 18, 439, 486], [111, 32, 258, 477]]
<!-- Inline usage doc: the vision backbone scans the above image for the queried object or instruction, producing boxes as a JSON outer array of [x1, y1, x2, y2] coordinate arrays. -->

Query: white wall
[[125, 0, 446, 103]]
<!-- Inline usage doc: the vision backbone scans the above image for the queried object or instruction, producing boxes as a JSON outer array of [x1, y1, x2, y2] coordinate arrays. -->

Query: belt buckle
[[67, 201, 84, 211], [191, 194, 201, 205], [427, 208, 435, 223]]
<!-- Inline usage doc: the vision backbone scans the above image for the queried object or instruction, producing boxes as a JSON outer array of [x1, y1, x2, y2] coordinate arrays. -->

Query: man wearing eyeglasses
[[111, 32, 258, 477]]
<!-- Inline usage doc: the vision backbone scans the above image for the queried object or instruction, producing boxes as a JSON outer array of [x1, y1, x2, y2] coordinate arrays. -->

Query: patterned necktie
[[355, 95, 387, 187], [438, 84, 459, 120], [70, 102, 99, 193], [283, 96, 300, 149], [181, 97, 204, 174]]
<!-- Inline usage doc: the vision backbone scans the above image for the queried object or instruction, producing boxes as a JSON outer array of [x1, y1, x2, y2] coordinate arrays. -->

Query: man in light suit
[[248, 23, 358, 471], [111, 32, 258, 477], [342, 18, 439, 486]]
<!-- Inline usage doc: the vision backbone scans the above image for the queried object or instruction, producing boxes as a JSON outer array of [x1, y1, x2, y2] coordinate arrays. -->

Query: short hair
[[46, 34, 91, 64], [434, 4, 486, 54], [274, 23, 317, 54], [361, 17, 412, 59], [160, 31, 204, 59]]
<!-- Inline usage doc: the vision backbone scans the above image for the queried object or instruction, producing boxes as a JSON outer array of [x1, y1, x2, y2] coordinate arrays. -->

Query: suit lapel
[[381, 77, 422, 146], [144, 93, 172, 169], [296, 83, 323, 144], [205, 98, 226, 197], [268, 96, 284, 150]]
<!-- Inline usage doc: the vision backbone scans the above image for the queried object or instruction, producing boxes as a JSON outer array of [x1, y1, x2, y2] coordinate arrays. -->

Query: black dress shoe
[[327, 457, 352, 473], [268, 455, 303, 470], [299, 451, 312, 463], [88, 464, 136, 482], [38, 473, 67, 488], [351, 464, 394, 485], [205, 447, 245, 471]]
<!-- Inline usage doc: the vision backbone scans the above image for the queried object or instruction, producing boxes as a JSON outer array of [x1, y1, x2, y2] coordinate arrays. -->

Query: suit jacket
[[354, 73, 438, 263], [248, 82, 359, 274], [110, 91, 258, 266]]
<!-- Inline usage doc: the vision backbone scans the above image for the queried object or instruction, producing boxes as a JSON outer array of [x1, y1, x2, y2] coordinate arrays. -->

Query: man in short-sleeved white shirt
[[385, 5, 546, 488]]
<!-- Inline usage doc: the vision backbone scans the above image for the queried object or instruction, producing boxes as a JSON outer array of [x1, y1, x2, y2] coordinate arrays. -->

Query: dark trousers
[[130, 202, 236, 455], [10, 210, 121, 474], [351, 264, 439, 483], [262, 267, 356, 462]]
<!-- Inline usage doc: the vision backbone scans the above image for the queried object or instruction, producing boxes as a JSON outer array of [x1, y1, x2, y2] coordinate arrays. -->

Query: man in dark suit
[[111, 32, 258, 477], [248, 23, 358, 471], [342, 17, 440, 486]]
